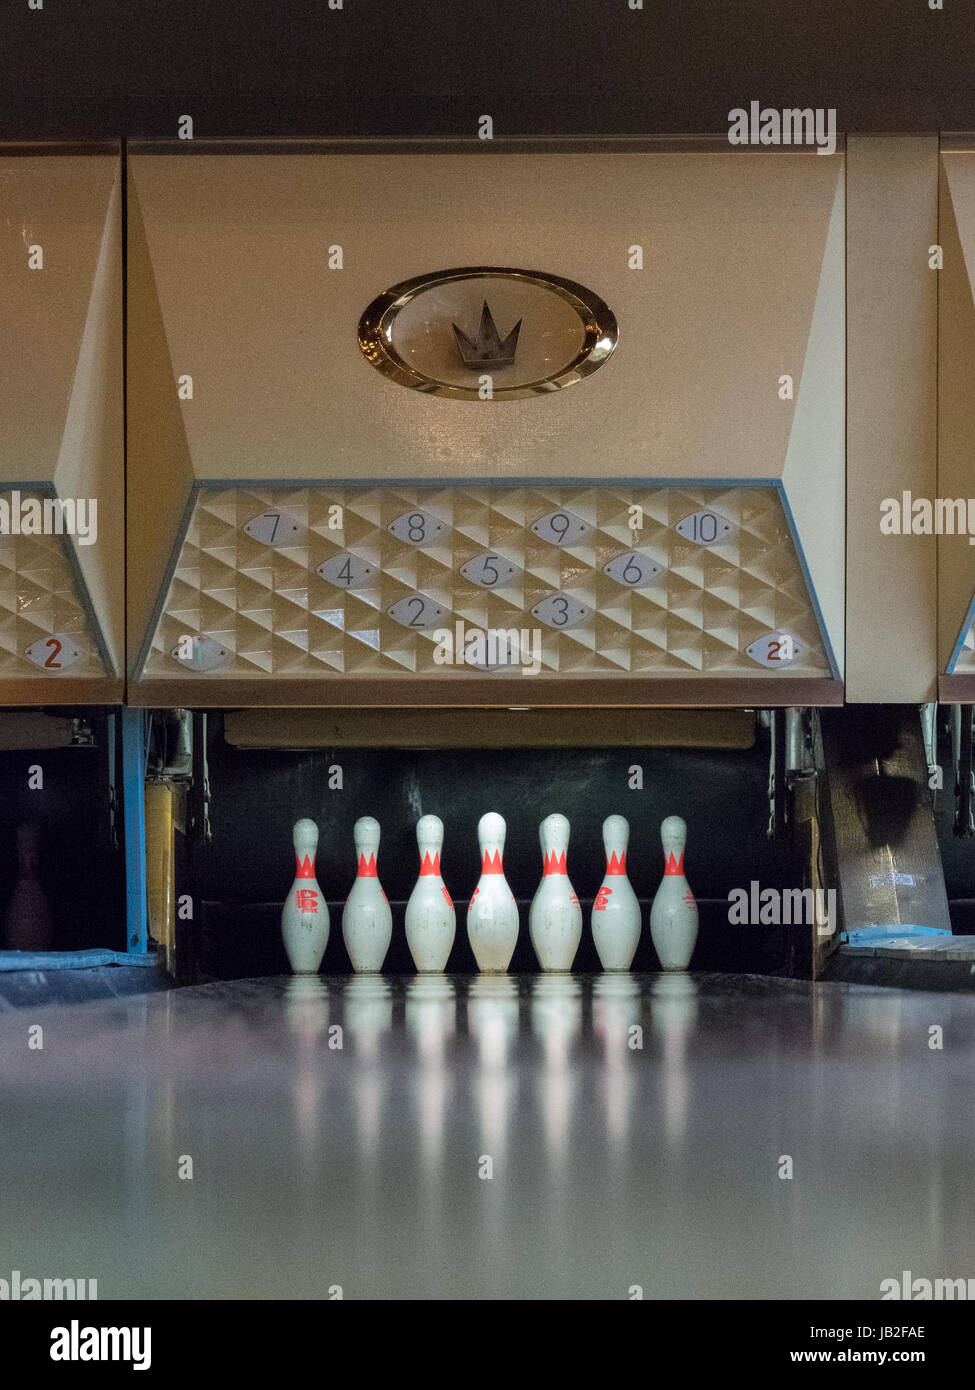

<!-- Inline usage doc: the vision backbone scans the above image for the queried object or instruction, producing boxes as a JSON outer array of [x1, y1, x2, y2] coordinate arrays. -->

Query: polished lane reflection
[[0, 973, 973, 1299]]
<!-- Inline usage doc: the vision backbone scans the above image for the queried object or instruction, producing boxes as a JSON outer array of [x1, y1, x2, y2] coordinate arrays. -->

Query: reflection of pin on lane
[[649, 815, 699, 972], [281, 819, 329, 974], [529, 813, 583, 972], [342, 816, 393, 973], [466, 812, 519, 973], [3, 823, 54, 951], [405, 814, 456, 973], [591, 815, 642, 971]]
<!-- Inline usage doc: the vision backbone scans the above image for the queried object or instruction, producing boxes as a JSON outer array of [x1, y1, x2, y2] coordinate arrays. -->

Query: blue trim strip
[[843, 925, 952, 945], [120, 710, 149, 954], [0, 949, 158, 973], [947, 592, 975, 674]]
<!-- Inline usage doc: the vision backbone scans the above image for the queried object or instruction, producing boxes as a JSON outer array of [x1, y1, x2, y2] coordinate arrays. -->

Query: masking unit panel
[[0, 148, 124, 702], [127, 145, 845, 706]]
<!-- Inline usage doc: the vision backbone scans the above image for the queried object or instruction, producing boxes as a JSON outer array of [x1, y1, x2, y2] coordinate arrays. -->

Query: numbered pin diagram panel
[[125, 145, 844, 703], [132, 481, 837, 703], [0, 490, 109, 680], [0, 148, 124, 702]]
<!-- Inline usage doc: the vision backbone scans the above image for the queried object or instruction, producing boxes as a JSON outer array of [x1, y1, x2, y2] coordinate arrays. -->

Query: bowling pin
[[342, 816, 392, 973], [466, 812, 519, 973], [2, 822, 54, 952], [405, 814, 456, 972], [529, 813, 583, 972], [280, 818, 330, 974], [649, 815, 699, 971], [591, 814, 642, 971]]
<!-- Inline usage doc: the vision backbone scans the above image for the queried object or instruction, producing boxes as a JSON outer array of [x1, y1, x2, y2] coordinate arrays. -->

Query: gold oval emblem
[[357, 266, 618, 400]]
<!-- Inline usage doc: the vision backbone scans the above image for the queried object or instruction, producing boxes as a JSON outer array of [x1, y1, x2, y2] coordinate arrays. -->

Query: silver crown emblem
[[451, 302, 522, 368]]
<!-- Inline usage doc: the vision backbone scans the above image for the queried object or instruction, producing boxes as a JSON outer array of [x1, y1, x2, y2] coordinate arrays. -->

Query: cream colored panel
[[847, 137, 938, 701], [939, 152, 975, 674], [0, 151, 122, 685], [0, 155, 118, 484], [136, 482, 831, 682], [781, 170, 845, 678], [128, 152, 841, 485], [52, 171, 123, 676], [126, 174, 199, 675]]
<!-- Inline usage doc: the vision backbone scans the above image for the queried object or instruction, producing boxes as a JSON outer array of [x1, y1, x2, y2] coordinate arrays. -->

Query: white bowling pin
[[649, 815, 699, 971], [591, 814, 641, 971], [466, 812, 519, 973], [529, 813, 583, 972], [280, 818, 330, 974], [342, 816, 393, 973], [405, 814, 456, 972]]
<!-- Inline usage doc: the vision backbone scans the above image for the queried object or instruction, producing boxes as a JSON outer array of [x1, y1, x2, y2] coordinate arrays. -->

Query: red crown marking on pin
[[594, 885, 612, 911], [357, 852, 378, 877], [419, 850, 441, 876], [543, 850, 567, 876], [605, 850, 627, 875], [295, 853, 316, 879], [664, 851, 685, 876], [481, 850, 503, 874], [441, 885, 453, 907]]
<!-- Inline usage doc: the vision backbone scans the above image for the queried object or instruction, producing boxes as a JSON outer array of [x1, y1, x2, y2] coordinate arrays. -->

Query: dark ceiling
[[0, 0, 973, 140]]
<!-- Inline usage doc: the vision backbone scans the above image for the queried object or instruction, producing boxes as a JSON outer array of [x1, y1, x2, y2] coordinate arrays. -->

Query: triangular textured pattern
[[954, 612, 975, 671], [0, 490, 107, 677], [141, 484, 832, 679]]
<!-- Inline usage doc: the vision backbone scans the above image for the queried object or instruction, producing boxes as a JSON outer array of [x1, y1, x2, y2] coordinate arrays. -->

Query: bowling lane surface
[[1, 973, 973, 1300]]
